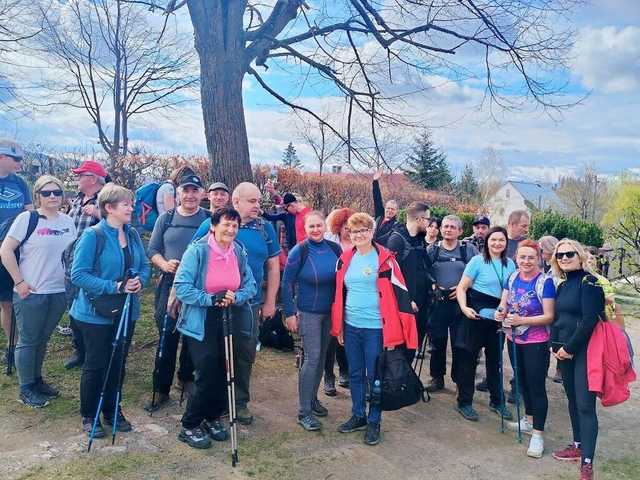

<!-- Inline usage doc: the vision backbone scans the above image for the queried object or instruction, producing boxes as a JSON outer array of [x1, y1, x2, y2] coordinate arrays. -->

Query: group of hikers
[[0, 138, 633, 480]]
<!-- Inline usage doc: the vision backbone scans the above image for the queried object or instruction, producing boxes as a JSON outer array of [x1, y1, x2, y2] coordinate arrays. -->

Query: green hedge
[[530, 210, 604, 247]]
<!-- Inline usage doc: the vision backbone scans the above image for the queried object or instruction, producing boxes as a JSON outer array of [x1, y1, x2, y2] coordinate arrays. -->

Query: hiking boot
[[202, 419, 228, 442], [236, 406, 254, 425], [338, 373, 349, 388], [580, 463, 594, 480], [82, 417, 105, 439], [527, 434, 544, 459], [489, 402, 513, 421], [324, 377, 337, 397], [178, 425, 212, 449], [338, 415, 367, 433], [552, 444, 582, 462], [476, 378, 488, 392], [507, 416, 534, 435], [312, 399, 328, 417], [456, 404, 479, 422], [103, 410, 132, 432], [364, 422, 381, 446], [36, 378, 60, 399], [64, 354, 83, 370], [297, 414, 322, 432], [426, 377, 445, 393], [18, 387, 50, 408], [144, 392, 170, 413]]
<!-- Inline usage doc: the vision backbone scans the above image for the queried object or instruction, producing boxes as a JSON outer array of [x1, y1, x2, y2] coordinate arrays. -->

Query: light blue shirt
[[344, 249, 381, 329], [462, 254, 516, 299]]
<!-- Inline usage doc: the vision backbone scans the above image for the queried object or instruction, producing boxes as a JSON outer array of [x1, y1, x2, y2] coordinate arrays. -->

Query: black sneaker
[[338, 415, 367, 433], [338, 373, 349, 388], [297, 414, 322, 431], [178, 425, 212, 449], [144, 392, 170, 413], [324, 377, 337, 397], [36, 379, 59, 399], [18, 387, 50, 408], [83, 417, 106, 438], [489, 402, 514, 421], [456, 404, 479, 422], [476, 378, 488, 392], [426, 377, 445, 393], [236, 406, 254, 426], [312, 399, 328, 417], [103, 410, 133, 432], [202, 419, 228, 442], [364, 422, 381, 446], [64, 354, 83, 370]]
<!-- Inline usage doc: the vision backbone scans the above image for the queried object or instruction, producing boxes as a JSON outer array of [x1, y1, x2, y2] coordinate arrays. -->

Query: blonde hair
[[98, 183, 134, 218], [347, 212, 374, 231], [33, 175, 64, 207], [550, 238, 591, 278]]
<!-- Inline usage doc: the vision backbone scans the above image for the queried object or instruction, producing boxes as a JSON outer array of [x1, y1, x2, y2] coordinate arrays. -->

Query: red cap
[[72, 160, 108, 178]]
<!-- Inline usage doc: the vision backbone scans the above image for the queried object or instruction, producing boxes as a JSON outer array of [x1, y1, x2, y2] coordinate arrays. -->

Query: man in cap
[[208, 182, 230, 211], [62, 160, 109, 369], [463, 215, 491, 252], [262, 191, 310, 249], [0, 140, 33, 365]]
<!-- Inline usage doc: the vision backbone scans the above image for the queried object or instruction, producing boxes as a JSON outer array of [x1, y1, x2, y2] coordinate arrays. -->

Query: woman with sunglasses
[[549, 239, 605, 480], [0, 175, 76, 408]]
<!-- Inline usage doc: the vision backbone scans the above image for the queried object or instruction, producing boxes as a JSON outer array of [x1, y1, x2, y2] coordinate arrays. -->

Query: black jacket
[[386, 225, 430, 307], [372, 179, 396, 246]]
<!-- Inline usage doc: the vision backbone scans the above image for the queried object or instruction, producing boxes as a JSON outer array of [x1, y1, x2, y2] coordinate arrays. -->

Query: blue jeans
[[344, 323, 383, 425]]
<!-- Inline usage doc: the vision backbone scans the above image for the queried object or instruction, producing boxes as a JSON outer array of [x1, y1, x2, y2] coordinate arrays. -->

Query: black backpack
[[0, 211, 40, 285], [373, 348, 428, 411], [258, 309, 294, 351]]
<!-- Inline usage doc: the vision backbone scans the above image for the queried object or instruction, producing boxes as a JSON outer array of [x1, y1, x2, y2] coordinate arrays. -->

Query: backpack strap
[[459, 240, 469, 264], [295, 240, 310, 278], [90, 224, 107, 277], [507, 270, 519, 291], [20, 211, 40, 248]]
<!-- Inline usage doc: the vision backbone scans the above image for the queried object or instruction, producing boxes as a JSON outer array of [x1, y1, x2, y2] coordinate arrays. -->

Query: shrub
[[530, 210, 604, 247]]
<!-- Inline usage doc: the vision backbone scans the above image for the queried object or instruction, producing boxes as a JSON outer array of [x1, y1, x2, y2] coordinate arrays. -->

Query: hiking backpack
[[258, 309, 294, 351], [0, 211, 40, 285], [134, 181, 174, 232], [373, 348, 428, 411]]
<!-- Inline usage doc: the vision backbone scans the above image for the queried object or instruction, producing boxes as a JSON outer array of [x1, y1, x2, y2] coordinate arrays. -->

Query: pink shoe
[[552, 444, 582, 462]]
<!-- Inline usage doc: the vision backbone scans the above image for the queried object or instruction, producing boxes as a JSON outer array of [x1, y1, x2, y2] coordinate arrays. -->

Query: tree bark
[[188, 1, 252, 189]]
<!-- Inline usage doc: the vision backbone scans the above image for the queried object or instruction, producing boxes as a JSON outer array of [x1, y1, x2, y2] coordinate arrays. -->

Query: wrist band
[[15, 280, 24, 287]]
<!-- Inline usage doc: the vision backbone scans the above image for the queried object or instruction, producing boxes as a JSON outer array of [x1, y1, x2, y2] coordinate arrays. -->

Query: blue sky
[[1, 0, 639, 181]]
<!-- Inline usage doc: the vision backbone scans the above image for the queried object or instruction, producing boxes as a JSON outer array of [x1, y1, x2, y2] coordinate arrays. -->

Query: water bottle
[[371, 379, 382, 406]]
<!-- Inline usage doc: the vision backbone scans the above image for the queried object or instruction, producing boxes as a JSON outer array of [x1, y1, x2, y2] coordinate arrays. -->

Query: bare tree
[[475, 147, 505, 208], [294, 113, 344, 175], [556, 163, 608, 222], [29, 0, 197, 166], [125, 0, 578, 187]]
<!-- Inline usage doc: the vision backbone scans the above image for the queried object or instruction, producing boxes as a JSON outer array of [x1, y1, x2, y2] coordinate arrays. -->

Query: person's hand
[[82, 204, 99, 218], [265, 180, 276, 194], [554, 347, 573, 361], [494, 309, 506, 321], [261, 300, 276, 319], [215, 290, 236, 307], [504, 313, 524, 327], [285, 315, 298, 333], [337, 331, 344, 346], [410, 301, 419, 313], [462, 306, 478, 320], [448, 289, 457, 300], [163, 259, 180, 274], [15, 280, 32, 299], [373, 169, 383, 181], [124, 276, 142, 293]]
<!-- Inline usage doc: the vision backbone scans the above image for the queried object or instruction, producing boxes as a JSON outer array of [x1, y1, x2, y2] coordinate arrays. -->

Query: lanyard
[[490, 259, 505, 289]]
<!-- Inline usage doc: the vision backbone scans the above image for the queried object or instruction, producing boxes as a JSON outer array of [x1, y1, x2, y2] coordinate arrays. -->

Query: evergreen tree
[[404, 131, 452, 190], [456, 163, 480, 201], [281, 142, 302, 169]]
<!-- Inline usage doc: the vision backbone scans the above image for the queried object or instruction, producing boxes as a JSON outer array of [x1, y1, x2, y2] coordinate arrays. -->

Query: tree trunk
[[188, 1, 252, 189]]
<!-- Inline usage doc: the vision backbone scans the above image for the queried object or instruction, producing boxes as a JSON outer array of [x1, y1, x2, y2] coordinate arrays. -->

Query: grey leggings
[[298, 311, 331, 416], [14, 293, 66, 389]]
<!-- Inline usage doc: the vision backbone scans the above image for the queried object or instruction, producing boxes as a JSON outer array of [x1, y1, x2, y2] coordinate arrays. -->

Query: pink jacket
[[587, 321, 636, 407]]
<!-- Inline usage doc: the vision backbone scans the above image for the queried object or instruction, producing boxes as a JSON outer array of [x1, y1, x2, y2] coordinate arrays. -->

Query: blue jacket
[[174, 235, 257, 341], [70, 219, 151, 325]]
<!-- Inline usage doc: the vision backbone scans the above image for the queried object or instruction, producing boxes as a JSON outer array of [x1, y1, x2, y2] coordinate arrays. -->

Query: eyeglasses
[[349, 228, 371, 236], [555, 251, 578, 260], [39, 189, 63, 197]]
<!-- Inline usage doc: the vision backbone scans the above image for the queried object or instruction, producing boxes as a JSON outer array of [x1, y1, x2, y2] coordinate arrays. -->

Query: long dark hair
[[482, 226, 509, 266]]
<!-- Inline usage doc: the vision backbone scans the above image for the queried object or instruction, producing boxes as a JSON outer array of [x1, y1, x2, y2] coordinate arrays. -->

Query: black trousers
[[507, 340, 550, 431], [70, 315, 86, 361], [181, 307, 228, 429], [429, 299, 462, 382], [77, 319, 135, 419], [324, 336, 348, 381], [152, 274, 193, 395], [558, 347, 598, 462]]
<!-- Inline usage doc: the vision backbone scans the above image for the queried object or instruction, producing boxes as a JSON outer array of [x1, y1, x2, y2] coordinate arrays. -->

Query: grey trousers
[[233, 304, 259, 408], [298, 311, 331, 416], [14, 293, 66, 388]]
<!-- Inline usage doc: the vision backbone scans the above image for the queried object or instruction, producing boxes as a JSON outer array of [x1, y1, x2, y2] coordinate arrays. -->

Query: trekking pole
[[111, 294, 132, 445], [497, 329, 505, 434], [510, 326, 522, 443], [222, 305, 239, 467], [413, 331, 429, 376], [149, 312, 171, 416], [87, 294, 131, 452], [5, 310, 17, 376]]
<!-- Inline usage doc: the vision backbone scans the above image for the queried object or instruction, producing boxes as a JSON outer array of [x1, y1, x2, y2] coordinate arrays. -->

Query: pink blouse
[[205, 235, 241, 294]]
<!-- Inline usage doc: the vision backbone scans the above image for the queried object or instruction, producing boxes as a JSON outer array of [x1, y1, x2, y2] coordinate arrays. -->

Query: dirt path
[[2, 319, 639, 480]]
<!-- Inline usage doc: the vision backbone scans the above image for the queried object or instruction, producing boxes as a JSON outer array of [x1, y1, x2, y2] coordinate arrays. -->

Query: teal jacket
[[175, 235, 257, 341], [70, 219, 151, 325]]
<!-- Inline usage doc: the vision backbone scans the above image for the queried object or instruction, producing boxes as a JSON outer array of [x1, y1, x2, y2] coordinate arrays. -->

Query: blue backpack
[[134, 181, 173, 232]]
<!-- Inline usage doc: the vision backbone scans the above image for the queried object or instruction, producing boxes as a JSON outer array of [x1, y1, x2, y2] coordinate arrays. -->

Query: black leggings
[[507, 340, 550, 431], [558, 347, 598, 463], [324, 336, 348, 380]]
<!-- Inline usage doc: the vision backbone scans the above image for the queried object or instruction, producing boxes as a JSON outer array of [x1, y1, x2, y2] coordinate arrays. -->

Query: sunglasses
[[39, 189, 64, 198], [555, 251, 578, 260]]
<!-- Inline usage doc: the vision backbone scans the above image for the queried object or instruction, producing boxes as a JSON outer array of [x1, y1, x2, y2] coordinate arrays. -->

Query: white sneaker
[[506, 417, 533, 435], [527, 434, 544, 458]]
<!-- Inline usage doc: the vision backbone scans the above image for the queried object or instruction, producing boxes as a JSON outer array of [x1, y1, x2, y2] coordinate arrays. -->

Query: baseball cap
[[208, 181, 229, 193], [0, 139, 24, 160], [72, 160, 108, 178], [282, 193, 297, 205], [179, 174, 204, 189], [472, 215, 490, 227]]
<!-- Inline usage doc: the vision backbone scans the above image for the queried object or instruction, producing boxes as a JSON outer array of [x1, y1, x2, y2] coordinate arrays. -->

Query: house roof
[[508, 180, 560, 209]]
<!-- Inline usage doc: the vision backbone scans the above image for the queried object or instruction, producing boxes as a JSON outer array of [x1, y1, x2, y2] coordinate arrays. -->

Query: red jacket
[[331, 243, 418, 349], [587, 321, 636, 407]]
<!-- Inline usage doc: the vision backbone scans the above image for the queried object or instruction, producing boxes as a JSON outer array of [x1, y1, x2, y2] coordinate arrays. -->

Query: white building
[[487, 180, 562, 227]]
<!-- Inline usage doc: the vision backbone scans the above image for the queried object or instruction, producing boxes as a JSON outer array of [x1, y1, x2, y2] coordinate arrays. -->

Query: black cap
[[282, 192, 297, 205], [179, 174, 204, 189], [472, 215, 490, 226]]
